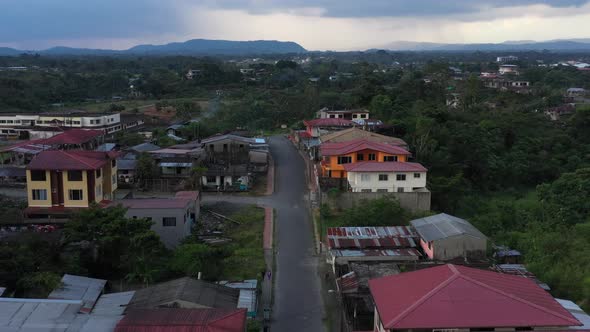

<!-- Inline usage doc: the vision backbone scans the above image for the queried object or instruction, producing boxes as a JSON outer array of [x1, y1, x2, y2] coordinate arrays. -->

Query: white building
[[499, 64, 519, 75], [316, 107, 370, 122], [0, 111, 132, 137], [496, 55, 519, 63], [343, 161, 427, 193]]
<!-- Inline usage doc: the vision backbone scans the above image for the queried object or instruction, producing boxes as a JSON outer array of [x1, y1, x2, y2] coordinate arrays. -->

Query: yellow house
[[25, 150, 118, 217]]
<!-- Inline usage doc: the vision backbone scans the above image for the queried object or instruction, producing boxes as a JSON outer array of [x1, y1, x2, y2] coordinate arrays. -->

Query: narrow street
[[268, 135, 324, 332]]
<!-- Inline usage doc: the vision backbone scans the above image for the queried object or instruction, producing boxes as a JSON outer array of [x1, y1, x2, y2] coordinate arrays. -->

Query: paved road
[[268, 136, 324, 332]]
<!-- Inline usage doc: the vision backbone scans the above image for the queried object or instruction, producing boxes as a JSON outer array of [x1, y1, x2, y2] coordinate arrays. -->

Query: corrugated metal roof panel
[[410, 213, 486, 242], [326, 226, 418, 249], [48, 274, 107, 314]]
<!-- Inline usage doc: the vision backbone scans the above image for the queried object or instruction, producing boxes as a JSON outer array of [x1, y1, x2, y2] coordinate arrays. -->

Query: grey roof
[[201, 134, 256, 145], [117, 159, 137, 170], [0, 167, 26, 178], [129, 142, 160, 152], [96, 143, 117, 152], [126, 277, 239, 311], [167, 124, 184, 130], [219, 280, 258, 315], [556, 298, 590, 330], [48, 274, 107, 313], [0, 294, 131, 332], [410, 213, 486, 242], [91, 291, 135, 316]]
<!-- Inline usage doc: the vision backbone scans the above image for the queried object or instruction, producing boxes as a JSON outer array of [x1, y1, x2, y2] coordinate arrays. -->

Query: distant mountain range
[[371, 39, 590, 52], [0, 39, 307, 56]]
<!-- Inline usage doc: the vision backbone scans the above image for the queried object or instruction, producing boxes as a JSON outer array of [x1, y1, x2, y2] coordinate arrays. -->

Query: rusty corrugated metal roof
[[326, 226, 418, 249]]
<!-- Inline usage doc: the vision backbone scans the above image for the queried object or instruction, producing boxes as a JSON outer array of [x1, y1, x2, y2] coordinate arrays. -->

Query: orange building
[[320, 139, 411, 178]]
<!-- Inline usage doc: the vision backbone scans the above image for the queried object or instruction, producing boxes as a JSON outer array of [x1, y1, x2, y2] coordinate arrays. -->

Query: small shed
[[410, 213, 487, 261]]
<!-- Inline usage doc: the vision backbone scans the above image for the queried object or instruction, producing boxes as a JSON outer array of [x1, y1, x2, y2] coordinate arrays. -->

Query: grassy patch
[[220, 206, 265, 280]]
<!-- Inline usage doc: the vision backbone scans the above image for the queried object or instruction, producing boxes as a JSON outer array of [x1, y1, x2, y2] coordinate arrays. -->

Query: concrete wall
[[431, 235, 487, 261], [347, 171, 426, 193], [124, 202, 196, 248], [323, 191, 431, 212]]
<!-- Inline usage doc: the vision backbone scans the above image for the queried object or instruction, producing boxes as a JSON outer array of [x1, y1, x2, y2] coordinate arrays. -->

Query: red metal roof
[[304, 118, 356, 127], [115, 308, 247, 332], [327, 226, 418, 249], [39, 129, 104, 145], [369, 264, 582, 330], [320, 139, 410, 156], [27, 150, 115, 170], [342, 161, 427, 172]]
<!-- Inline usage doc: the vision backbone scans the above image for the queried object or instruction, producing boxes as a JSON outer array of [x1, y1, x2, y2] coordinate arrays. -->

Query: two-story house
[[25, 150, 118, 217], [343, 161, 427, 193], [320, 139, 411, 178]]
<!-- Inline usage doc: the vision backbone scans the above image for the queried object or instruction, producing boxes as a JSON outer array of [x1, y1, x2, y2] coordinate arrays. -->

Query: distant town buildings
[[496, 55, 519, 63]]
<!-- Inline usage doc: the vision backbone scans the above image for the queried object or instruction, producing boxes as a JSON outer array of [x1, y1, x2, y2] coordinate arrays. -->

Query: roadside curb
[[265, 156, 275, 196], [263, 207, 274, 249]]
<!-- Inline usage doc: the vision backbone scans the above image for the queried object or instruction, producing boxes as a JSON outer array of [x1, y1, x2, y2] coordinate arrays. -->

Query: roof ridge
[[59, 150, 99, 169], [385, 266, 459, 328], [208, 308, 246, 324], [458, 271, 581, 325]]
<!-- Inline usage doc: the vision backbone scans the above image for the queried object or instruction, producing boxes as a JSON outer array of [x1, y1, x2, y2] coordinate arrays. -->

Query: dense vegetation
[[0, 204, 264, 296]]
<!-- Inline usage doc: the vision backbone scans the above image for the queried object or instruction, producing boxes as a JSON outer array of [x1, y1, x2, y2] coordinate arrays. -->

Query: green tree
[[136, 152, 158, 181], [64, 205, 168, 279], [370, 95, 393, 120]]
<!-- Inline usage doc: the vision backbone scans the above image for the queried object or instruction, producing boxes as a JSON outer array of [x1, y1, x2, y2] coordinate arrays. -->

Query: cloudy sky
[[1, 0, 590, 50]]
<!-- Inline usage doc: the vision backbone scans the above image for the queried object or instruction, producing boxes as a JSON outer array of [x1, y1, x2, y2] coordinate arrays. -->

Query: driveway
[[202, 136, 324, 331]]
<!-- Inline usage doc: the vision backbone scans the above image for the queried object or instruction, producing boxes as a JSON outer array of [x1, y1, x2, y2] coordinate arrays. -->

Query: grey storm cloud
[[208, 0, 590, 17], [0, 0, 183, 42], [1, 0, 589, 45]]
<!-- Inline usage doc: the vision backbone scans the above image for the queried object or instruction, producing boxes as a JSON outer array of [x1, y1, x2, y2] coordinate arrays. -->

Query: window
[[384, 156, 398, 162], [223, 144, 228, 152], [378, 174, 388, 181], [360, 174, 370, 182], [368, 153, 376, 161], [95, 119, 101, 124], [163, 217, 176, 227], [32, 189, 47, 200], [112, 174, 116, 184], [396, 174, 407, 181], [95, 169, 101, 178], [30, 170, 46, 181], [397, 187, 405, 193], [111, 159, 117, 167], [361, 189, 372, 193], [15, 120, 20, 124], [96, 185, 102, 198], [356, 153, 364, 161], [361, 114, 368, 119], [73, 121, 81, 125], [0, 120, 6, 124], [337, 156, 352, 164], [377, 189, 388, 193], [68, 189, 83, 201], [67, 170, 83, 181], [209, 144, 214, 151], [414, 173, 421, 178], [206, 176, 217, 183]]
